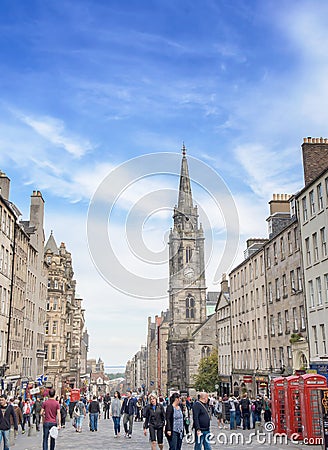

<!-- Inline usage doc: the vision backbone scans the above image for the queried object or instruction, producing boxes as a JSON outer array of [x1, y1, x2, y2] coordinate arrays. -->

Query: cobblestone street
[[11, 417, 320, 450]]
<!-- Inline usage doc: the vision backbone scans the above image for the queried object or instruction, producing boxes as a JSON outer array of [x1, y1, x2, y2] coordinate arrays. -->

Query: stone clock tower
[[167, 145, 207, 392]]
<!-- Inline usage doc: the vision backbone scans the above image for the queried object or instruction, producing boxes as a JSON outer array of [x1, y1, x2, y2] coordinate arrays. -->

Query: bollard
[[255, 421, 263, 433], [28, 424, 37, 437]]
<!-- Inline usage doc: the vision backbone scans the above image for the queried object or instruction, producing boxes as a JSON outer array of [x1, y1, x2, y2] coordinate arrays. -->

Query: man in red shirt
[[41, 389, 61, 450]]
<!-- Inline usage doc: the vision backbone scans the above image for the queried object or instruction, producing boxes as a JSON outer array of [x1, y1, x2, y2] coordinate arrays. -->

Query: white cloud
[[18, 113, 93, 158]]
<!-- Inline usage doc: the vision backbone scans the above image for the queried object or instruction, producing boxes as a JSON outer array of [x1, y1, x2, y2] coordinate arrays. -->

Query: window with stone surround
[[302, 197, 308, 222], [185, 294, 195, 319], [317, 183, 323, 210], [316, 276, 322, 305], [309, 190, 315, 216], [313, 232, 319, 262], [321, 227, 327, 258]]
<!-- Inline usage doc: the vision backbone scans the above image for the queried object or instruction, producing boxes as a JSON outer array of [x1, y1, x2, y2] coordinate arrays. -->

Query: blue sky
[[1, 0, 328, 367]]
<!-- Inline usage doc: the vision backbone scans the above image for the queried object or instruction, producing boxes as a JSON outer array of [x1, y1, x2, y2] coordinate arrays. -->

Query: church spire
[[178, 143, 193, 213]]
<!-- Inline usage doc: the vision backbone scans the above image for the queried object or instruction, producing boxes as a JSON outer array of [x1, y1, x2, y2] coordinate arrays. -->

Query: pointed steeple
[[178, 143, 193, 213], [44, 230, 59, 254]]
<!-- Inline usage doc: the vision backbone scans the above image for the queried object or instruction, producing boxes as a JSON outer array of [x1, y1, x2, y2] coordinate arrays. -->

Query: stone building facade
[[295, 137, 328, 379], [21, 191, 48, 381], [215, 275, 231, 396], [44, 234, 87, 394], [230, 193, 309, 396], [0, 172, 48, 392]]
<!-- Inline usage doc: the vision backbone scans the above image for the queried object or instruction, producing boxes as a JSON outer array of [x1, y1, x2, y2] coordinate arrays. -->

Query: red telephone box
[[284, 375, 303, 440], [271, 377, 287, 434], [299, 374, 327, 441]]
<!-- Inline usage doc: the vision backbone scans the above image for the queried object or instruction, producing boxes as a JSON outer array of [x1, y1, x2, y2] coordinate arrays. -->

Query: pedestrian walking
[[143, 393, 165, 450], [88, 395, 101, 432], [214, 396, 226, 429], [240, 393, 251, 430], [165, 392, 184, 450], [181, 397, 191, 435], [228, 395, 237, 430], [59, 398, 67, 428], [12, 400, 22, 434], [21, 398, 32, 433], [103, 393, 111, 420], [73, 399, 86, 433], [111, 391, 122, 437], [40, 388, 61, 450], [33, 397, 43, 431], [192, 392, 212, 450], [263, 396, 272, 423], [121, 390, 136, 438], [0, 395, 18, 449]]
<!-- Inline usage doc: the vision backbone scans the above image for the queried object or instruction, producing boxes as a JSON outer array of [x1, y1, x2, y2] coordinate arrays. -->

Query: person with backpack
[[239, 393, 251, 430], [143, 393, 165, 450], [73, 399, 86, 433], [21, 398, 32, 433], [228, 395, 237, 430]]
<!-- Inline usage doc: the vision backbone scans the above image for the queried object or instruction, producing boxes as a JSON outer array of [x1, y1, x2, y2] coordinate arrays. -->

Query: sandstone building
[[44, 233, 88, 394]]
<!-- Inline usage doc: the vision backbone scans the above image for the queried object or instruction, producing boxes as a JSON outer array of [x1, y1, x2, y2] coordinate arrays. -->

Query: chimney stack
[[302, 137, 328, 185], [0, 171, 10, 200]]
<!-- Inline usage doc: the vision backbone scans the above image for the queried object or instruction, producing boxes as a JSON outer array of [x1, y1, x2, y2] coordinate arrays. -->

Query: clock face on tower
[[183, 267, 194, 279]]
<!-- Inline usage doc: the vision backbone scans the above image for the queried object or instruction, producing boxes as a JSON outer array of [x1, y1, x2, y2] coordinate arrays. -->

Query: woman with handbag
[[73, 399, 86, 433], [165, 392, 184, 450]]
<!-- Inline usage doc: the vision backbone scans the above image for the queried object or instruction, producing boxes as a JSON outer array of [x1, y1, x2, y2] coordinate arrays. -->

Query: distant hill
[[106, 372, 125, 380]]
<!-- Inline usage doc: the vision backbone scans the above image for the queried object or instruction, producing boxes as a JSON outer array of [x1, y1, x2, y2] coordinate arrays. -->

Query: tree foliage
[[193, 350, 220, 392]]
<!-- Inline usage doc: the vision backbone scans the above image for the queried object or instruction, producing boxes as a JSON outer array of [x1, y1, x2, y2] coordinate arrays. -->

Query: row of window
[[301, 178, 328, 222], [0, 285, 10, 316], [305, 227, 327, 266], [0, 205, 14, 240], [266, 228, 300, 268], [0, 245, 10, 277], [312, 323, 327, 355], [308, 274, 328, 307], [270, 306, 306, 335], [233, 346, 292, 371], [232, 305, 305, 343], [231, 227, 300, 294], [218, 354, 231, 374], [218, 325, 230, 346], [268, 268, 303, 302]]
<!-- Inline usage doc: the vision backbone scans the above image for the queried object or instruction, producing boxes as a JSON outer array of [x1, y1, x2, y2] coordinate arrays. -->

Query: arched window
[[185, 294, 195, 319], [186, 246, 192, 263], [201, 346, 210, 359]]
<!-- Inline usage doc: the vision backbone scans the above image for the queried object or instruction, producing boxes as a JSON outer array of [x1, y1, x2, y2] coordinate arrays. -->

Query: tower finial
[[182, 142, 186, 157]]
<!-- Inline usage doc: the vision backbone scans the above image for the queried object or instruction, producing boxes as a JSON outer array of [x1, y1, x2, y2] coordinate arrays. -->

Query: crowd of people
[[0, 389, 272, 450]]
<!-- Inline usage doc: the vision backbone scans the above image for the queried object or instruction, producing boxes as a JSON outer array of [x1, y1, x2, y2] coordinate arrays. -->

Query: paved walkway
[[11, 417, 320, 450]]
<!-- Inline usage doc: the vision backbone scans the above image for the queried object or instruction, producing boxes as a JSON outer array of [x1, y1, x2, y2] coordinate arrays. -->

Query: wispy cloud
[[18, 113, 93, 158]]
